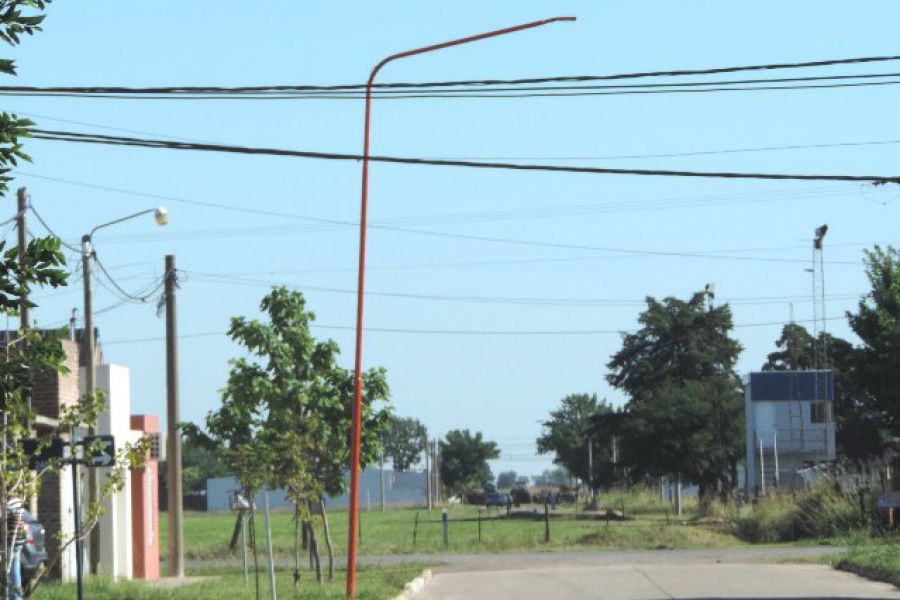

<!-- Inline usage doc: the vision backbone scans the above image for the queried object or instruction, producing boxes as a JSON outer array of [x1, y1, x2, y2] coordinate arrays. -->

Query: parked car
[[511, 487, 531, 506], [484, 491, 506, 507], [20, 510, 47, 589]]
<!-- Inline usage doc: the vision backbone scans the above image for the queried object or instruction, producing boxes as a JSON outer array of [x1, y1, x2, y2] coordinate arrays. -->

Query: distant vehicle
[[484, 492, 505, 507], [20, 510, 47, 590], [511, 487, 531, 506]]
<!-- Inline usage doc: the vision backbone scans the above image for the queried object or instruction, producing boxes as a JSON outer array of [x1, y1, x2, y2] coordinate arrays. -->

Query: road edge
[[391, 568, 433, 600]]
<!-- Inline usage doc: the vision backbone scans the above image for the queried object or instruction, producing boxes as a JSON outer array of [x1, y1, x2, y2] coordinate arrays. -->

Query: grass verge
[[29, 564, 425, 600], [834, 538, 900, 588]]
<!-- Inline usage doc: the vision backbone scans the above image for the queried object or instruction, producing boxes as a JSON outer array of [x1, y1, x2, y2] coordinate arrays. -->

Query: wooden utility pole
[[425, 440, 432, 510], [80, 233, 100, 574], [165, 255, 184, 577]]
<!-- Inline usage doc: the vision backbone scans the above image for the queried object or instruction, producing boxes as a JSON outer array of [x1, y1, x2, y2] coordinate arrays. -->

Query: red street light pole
[[347, 16, 575, 597]]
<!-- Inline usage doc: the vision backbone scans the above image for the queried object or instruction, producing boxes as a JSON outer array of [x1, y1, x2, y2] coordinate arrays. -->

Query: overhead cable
[[6, 51, 900, 94], [30, 129, 900, 184]]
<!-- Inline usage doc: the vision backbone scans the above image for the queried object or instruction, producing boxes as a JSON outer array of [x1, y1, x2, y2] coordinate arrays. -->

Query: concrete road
[[415, 553, 900, 600]]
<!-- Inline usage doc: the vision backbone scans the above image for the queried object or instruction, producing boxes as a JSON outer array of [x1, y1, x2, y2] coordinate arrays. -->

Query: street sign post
[[20, 435, 117, 600]]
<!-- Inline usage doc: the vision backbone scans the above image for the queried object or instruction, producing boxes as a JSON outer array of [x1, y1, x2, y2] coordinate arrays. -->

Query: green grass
[[833, 536, 900, 587], [29, 564, 424, 600], [160, 494, 738, 561]]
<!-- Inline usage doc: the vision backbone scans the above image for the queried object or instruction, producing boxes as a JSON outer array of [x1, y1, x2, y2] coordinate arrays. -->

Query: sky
[[6, 1, 900, 479]]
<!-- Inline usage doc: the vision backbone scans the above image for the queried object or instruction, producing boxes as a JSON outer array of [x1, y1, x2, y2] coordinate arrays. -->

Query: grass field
[[29, 564, 424, 600], [159, 494, 736, 561]]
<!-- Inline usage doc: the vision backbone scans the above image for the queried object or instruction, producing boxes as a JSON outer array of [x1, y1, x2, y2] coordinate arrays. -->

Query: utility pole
[[16, 188, 27, 330], [425, 439, 432, 510], [80, 233, 100, 574], [165, 254, 184, 577]]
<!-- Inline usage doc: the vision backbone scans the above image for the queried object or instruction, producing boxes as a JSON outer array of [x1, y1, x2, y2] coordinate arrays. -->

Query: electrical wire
[[7, 51, 900, 94], [185, 270, 866, 308], [13, 171, 871, 267], [93, 254, 164, 303], [100, 315, 849, 345], [26, 202, 81, 252], [30, 129, 900, 184]]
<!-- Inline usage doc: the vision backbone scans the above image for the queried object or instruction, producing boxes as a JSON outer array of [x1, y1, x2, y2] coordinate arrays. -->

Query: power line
[[184, 270, 866, 308], [93, 253, 164, 304], [30, 129, 900, 184], [101, 315, 848, 345], [7, 51, 900, 94], [13, 171, 868, 266]]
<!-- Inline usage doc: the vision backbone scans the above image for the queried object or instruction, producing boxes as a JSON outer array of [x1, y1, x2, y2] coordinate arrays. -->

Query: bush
[[732, 481, 874, 543]]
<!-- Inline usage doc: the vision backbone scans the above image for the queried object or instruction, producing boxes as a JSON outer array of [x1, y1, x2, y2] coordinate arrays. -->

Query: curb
[[391, 568, 433, 600]]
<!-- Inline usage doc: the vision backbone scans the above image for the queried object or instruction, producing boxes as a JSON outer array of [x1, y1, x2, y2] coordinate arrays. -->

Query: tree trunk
[[248, 496, 261, 600], [320, 496, 335, 582], [292, 502, 301, 588], [308, 518, 322, 584]]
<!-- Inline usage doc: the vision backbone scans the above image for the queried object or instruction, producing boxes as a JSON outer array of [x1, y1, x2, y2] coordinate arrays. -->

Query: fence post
[[413, 511, 419, 546], [544, 503, 550, 543], [442, 509, 449, 549], [478, 510, 482, 543]]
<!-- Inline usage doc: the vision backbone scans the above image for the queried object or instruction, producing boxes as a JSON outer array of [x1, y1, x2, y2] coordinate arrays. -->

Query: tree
[[606, 290, 744, 503], [536, 393, 617, 489], [438, 429, 499, 498], [532, 468, 569, 487], [762, 323, 889, 461], [189, 288, 390, 588], [495, 470, 517, 490], [380, 415, 427, 472], [849, 245, 900, 435]]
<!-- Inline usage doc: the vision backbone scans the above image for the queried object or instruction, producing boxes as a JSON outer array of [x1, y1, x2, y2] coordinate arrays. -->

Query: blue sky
[[7, 1, 900, 478]]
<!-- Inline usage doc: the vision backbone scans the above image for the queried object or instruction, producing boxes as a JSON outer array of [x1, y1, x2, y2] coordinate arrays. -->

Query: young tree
[[607, 290, 744, 503], [536, 393, 617, 489], [380, 415, 427, 472], [190, 288, 390, 587], [438, 430, 499, 498]]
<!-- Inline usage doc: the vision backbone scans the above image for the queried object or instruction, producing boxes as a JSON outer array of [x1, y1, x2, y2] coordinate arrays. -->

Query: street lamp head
[[154, 206, 169, 226]]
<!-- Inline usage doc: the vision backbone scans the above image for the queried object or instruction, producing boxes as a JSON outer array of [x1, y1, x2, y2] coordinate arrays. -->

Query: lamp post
[[81, 206, 167, 574], [346, 17, 574, 597]]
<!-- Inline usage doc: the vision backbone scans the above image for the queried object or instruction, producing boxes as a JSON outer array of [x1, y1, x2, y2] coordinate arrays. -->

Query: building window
[[811, 400, 831, 424]]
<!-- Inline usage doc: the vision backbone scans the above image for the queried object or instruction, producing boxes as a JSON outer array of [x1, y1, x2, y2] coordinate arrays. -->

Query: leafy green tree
[[380, 415, 427, 472], [532, 467, 569, 487], [439, 429, 499, 498], [607, 290, 744, 502], [537, 393, 617, 489], [495, 470, 517, 490], [189, 288, 389, 586], [849, 245, 900, 435]]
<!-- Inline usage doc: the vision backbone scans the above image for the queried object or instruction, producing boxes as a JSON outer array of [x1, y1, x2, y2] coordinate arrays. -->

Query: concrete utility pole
[[80, 233, 101, 574], [587, 437, 596, 509], [16, 188, 27, 330], [165, 255, 184, 577]]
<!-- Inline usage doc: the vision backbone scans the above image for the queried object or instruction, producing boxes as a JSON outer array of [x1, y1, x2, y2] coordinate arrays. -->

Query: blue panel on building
[[749, 371, 834, 402]]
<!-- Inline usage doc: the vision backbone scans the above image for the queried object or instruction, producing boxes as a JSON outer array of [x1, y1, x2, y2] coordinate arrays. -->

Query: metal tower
[[811, 224, 828, 369]]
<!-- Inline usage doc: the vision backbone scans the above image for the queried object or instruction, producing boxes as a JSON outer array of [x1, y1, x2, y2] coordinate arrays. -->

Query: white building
[[744, 370, 836, 495]]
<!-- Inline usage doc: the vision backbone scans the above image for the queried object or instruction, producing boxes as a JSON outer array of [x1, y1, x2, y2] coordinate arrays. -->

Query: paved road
[[412, 547, 900, 600]]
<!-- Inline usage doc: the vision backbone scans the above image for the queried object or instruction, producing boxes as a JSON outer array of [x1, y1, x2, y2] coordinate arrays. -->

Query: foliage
[[531, 467, 569, 487], [537, 393, 618, 488], [438, 429, 499, 497], [495, 470, 517, 490], [849, 245, 900, 436], [607, 290, 744, 501], [380, 415, 426, 472], [168, 434, 231, 493], [192, 287, 390, 502], [732, 482, 874, 543]]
